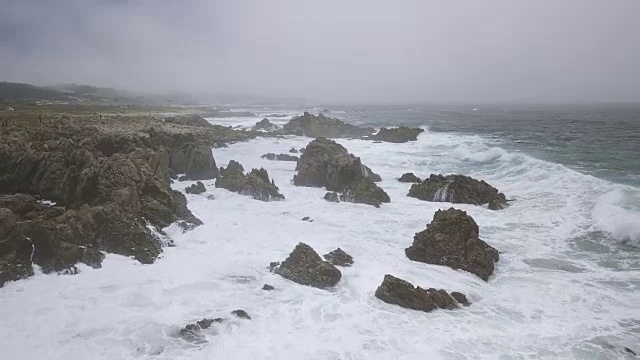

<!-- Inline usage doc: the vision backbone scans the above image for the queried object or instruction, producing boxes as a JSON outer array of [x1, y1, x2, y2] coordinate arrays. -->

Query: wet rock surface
[[375, 274, 467, 312], [261, 153, 299, 161], [405, 208, 499, 281], [185, 181, 206, 195], [398, 172, 422, 183], [253, 118, 278, 131], [273, 242, 342, 289], [323, 248, 353, 267], [408, 174, 509, 209], [370, 126, 424, 143], [216, 160, 284, 201], [282, 112, 373, 138]]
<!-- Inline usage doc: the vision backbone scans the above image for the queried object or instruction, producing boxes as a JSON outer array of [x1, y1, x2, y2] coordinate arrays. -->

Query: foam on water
[[1, 131, 639, 359]]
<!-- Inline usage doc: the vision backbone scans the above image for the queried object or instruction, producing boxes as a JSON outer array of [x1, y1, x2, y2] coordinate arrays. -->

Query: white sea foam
[[0, 131, 638, 359]]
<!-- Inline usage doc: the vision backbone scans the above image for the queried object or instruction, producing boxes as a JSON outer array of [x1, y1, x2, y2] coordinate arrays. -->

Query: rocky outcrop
[[253, 118, 278, 131], [398, 173, 421, 183], [405, 208, 499, 281], [370, 126, 424, 143], [408, 174, 509, 210], [325, 179, 390, 207], [216, 161, 284, 201], [323, 248, 353, 267], [273, 242, 341, 289], [231, 309, 251, 319], [374, 274, 467, 312], [185, 181, 206, 195], [180, 317, 224, 343], [289, 147, 298, 153], [170, 143, 219, 181], [164, 114, 212, 128], [261, 153, 299, 162], [282, 112, 373, 138]]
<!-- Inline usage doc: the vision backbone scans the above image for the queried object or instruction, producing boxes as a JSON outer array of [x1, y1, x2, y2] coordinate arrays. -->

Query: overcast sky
[[1, 0, 639, 103]]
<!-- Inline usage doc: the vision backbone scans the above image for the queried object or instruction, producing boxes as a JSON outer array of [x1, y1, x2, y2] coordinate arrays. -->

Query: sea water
[[0, 106, 638, 359]]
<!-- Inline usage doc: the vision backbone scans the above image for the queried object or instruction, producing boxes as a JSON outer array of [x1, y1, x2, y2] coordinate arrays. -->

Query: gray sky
[[1, 0, 639, 104]]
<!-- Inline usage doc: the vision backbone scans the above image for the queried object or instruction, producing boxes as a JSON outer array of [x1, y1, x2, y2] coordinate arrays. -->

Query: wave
[[592, 187, 640, 244]]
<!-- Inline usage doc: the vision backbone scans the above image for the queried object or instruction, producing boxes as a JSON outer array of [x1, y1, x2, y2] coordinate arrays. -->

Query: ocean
[[0, 105, 638, 359]]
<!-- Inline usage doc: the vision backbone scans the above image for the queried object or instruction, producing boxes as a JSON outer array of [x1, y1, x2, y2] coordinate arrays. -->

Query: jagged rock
[[231, 309, 251, 319], [405, 208, 499, 281], [398, 173, 421, 183], [170, 143, 219, 181], [185, 181, 206, 195], [371, 126, 424, 143], [216, 161, 284, 201], [374, 274, 466, 312], [0, 208, 17, 239], [262, 284, 275, 291], [451, 292, 470, 306], [323, 248, 353, 267], [282, 112, 373, 138], [294, 137, 384, 190], [274, 242, 341, 289], [299, 147, 305, 153], [323, 192, 340, 203], [338, 178, 390, 207], [301, 216, 313, 222], [253, 118, 278, 131], [180, 317, 224, 342], [289, 147, 299, 153], [261, 153, 299, 162], [164, 114, 212, 128], [408, 174, 508, 209]]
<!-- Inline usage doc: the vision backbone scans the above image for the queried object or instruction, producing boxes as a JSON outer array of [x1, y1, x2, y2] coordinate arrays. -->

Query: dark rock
[[282, 112, 373, 138], [338, 178, 390, 208], [170, 143, 219, 181], [289, 147, 299, 153], [262, 284, 275, 291], [451, 292, 470, 306], [323, 248, 353, 267], [374, 274, 463, 312], [301, 216, 312, 222], [405, 208, 499, 281], [231, 309, 251, 319], [180, 317, 224, 342], [216, 161, 284, 201], [323, 192, 340, 203], [408, 174, 508, 210], [253, 118, 278, 131], [299, 147, 305, 153], [185, 181, 206, 195], [269, 261, 280, 271], [274, 242, 341, 289], [371, 126, 424, 143], [164, 114, 212, 128], [261, 153, 299, 162], [0, 208, 17, 239], [398, 173, 421, 183]]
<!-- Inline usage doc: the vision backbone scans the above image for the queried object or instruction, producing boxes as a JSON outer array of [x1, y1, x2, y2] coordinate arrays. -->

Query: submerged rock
[[262, 284, 275, 291], [179, 317, 224, 342], [371, 126, 424, 143], [408, 174, 509, 209], [398, 172, 421, 183], [231, 309, 251, 319], [274, 242, 342, 289], [261, 153, 299, 162], [374, 274, 467, 312], [323, 248, 353, 267], [216, 161, 284, 201], [282, 112, 373, 138], [185, 181, 206, 194], [405, 208, 499, 281]]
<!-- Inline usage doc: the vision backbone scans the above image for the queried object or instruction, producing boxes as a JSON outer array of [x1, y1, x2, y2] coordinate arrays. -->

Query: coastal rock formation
[[171, 143, 219, 181], [253, 118, 278, 131], [335, 179, 391, 207], [164, 114, 212, 128], [405, 208, 499, 281], [180, 317, 224, 343], [289, 147, 298, 153], [323, 248, 353, 267], [273, 242, 342, 288], [371, 126, 424, 143], [261, 153, 299, 162], [398, 172, 421, 183], [185, 181, 206, 194], [216, 160, 284, 201], [408, 174, 509, 210], [282, 112, 373, 138], [374, 274, 467, 312]]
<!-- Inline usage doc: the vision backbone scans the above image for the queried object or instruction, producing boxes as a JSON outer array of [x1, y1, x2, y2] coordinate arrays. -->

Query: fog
[[1, 0, 639, 104]]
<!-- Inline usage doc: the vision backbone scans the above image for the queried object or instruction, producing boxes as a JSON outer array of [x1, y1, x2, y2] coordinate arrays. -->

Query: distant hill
[[0, 82, 72, 102]]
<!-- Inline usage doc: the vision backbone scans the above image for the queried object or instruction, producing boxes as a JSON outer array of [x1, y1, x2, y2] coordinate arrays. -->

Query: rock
[[289, 147, 299, 153], [5, 107, 15, 112], [301, 216, 313, 222], [216, 161, 284, 201], [371, 126, 424, 143], [164, 114, 212, 128], [262, 284, 275, 291], [323, 248, 353, 267], [299, 147, 305, 153], [253, 118, 278, 131], [374, 274, 464, 312], [180, 317, 224, 342], [451, 292, 470, 306], [293, 138, 383, 191], [0, 208, 17, 239], [323, 192, 340, 203], [261, 153, 299, 162], [170, 143, 219, 181], [338, 178, 390, 208], [408, 174, 509, 209], [274, 242, 341, 289], [282, 112, 373, 138], [231, 309, 251, 319], [185, 181, 206, 195], [269, 261, 280, 271], [398, 172, 421, 183], [405, 208, 499, 281]]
